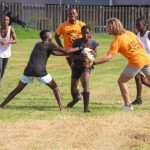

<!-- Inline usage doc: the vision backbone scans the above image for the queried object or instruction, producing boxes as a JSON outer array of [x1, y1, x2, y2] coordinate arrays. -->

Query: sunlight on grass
[[0, 29, 149, 121]]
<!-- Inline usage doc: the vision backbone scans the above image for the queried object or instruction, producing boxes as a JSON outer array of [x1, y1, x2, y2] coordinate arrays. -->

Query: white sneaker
[[122, 104, 133, 111]]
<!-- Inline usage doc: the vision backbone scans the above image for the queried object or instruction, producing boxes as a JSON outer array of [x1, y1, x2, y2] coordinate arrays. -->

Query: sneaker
[[122, 104, 134, 111], [131, 98, 142, 105]]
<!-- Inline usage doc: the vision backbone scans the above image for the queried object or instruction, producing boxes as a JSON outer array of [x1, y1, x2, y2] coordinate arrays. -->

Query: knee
[[118, 78, 122, 85], [135, 74, 141, 81], [48, 80, 58, 89]]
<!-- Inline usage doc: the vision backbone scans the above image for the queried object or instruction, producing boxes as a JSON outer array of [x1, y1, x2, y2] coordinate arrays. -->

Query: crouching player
[[67, 25, 99, 112], [0, 29, 82, 111]]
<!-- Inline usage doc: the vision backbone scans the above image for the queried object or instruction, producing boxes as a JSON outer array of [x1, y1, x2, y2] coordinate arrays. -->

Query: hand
[[1, 40, 8, 45], [83, 59, 94, 68]]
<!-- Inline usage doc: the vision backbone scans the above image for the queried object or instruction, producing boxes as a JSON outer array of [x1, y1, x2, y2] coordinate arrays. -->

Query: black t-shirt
[[24, 42, 57, 77], [72, 38, 99, 68]]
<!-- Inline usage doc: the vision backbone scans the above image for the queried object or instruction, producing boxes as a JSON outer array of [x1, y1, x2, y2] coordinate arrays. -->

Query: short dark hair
[[81, 25, 92, 31], [40, 29, 50, 41], [136, 17, 146, 25]]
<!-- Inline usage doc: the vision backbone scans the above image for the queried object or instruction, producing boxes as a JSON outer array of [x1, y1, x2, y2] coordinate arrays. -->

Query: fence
[[0, 2, 150, 33]]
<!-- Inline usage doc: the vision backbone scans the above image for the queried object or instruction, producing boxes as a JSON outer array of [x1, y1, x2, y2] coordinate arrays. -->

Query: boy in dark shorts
[[0, 29, 82, 111], [67, 25, 99, 112]]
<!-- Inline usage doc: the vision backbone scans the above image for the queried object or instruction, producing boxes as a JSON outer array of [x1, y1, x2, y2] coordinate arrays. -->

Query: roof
[[1, 0, 150, 5], [113, 0, 150, 5], [0, 0, 111, 5]]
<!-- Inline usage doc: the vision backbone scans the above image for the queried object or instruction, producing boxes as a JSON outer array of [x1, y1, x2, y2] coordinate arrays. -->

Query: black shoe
[[131, 98, 142, 105], [67, 99, 79, 108]]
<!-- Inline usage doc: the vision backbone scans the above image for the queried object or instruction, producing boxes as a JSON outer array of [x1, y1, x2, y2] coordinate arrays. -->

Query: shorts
[[66, 57, 73, 66], [72, 67, 91, 79], [122, 65, 150, 77], [20, 74, 53, 84]]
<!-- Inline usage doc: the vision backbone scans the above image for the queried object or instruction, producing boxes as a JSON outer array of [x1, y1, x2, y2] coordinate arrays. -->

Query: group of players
[[0, 8, 150, 112]]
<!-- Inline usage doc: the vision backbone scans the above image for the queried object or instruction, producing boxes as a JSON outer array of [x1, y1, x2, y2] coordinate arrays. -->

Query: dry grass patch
[[0, 112, 150, 150]]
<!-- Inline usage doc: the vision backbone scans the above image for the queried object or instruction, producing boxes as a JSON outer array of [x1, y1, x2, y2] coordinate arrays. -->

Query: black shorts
[[66, 57, 73, 66], [71, 67, 92, 79]]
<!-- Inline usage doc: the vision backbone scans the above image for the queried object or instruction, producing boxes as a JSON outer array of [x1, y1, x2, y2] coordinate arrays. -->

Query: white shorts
[[20, 74, 53, 84], [122, 65, 150, 77]]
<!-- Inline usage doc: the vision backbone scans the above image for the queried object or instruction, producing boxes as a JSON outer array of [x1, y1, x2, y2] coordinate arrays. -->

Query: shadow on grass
[[3, 105, 58, 111]]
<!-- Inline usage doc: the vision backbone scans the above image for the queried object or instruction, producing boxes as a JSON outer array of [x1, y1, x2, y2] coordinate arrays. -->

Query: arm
[[53, 46, 81, 54], [54, 33, 63, 48], [52, 51, 66, 56], [94, 51, 115, 65], [91, 49, 97, 57], [148, 32, 150, 40]]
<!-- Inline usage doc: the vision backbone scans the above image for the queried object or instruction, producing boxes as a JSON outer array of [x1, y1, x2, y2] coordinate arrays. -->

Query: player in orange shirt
[[55, 8, 86, 103], [92, 18, 150, 110]]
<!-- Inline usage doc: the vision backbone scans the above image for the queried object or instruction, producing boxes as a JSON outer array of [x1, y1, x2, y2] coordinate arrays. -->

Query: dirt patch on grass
[[0, 112, 150, 150]]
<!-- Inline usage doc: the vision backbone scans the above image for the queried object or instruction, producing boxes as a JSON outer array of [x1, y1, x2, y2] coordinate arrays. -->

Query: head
[[136, 18, 146, 32], [2, 15, 10, 26], [40, 29, 52, 42], [106, 18, 125, 35], [68, 8, 78, 24], [81, 26, 92, 41]]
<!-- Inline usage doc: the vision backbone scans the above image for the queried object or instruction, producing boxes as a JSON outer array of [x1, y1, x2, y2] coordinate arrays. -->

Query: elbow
[[54, 33, 59, 40]]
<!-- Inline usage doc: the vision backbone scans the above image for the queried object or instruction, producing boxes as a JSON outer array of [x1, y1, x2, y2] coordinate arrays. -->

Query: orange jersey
[[56, 20, 86, 48], [109, 30, 150, 66]]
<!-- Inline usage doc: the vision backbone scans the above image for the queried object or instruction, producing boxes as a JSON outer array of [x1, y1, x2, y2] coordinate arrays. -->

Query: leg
[[141, 76, 150, 87], [67, 78, 80, 108], [0, 81, 27, 108], [131, 73, 143, 105], [144, 75, 150, 83], [81, 70, 91, 112], [66, 57, 82, 100], [67, 67, 82, 108], [0, 58, 3, 80], [46, 79, 63, 111], [0, 58, 9, 80], [118, 74, 133, 106]]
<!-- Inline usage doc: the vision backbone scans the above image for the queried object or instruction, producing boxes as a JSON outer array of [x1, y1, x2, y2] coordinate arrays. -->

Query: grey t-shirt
[[24, 42, 57, 77]]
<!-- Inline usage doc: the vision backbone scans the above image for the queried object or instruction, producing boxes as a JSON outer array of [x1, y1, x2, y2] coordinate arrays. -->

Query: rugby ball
[[82, 48, 94, 62]]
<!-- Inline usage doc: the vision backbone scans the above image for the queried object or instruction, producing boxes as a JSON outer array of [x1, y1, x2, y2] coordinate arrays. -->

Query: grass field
[[0, 26, 150, 150]]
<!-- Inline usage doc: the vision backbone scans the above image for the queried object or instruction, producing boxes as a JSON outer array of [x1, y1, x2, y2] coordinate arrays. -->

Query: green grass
[[0, 27, 150, 121], [13, 25, 40, 39]]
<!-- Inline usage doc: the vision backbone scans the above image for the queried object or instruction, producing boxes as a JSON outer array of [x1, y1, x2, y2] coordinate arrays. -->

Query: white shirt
[[0, 26, 11, 58], [137, 31, 150, 55]]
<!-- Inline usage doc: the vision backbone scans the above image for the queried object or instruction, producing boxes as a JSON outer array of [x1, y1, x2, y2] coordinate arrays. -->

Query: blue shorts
[[20, 74, 52, 84]]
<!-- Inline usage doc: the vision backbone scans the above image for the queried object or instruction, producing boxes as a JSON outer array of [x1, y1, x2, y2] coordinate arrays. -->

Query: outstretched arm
[[53, 46, 81, 54], [94, 51, 115, 65], [52, 51, 66, 56]]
